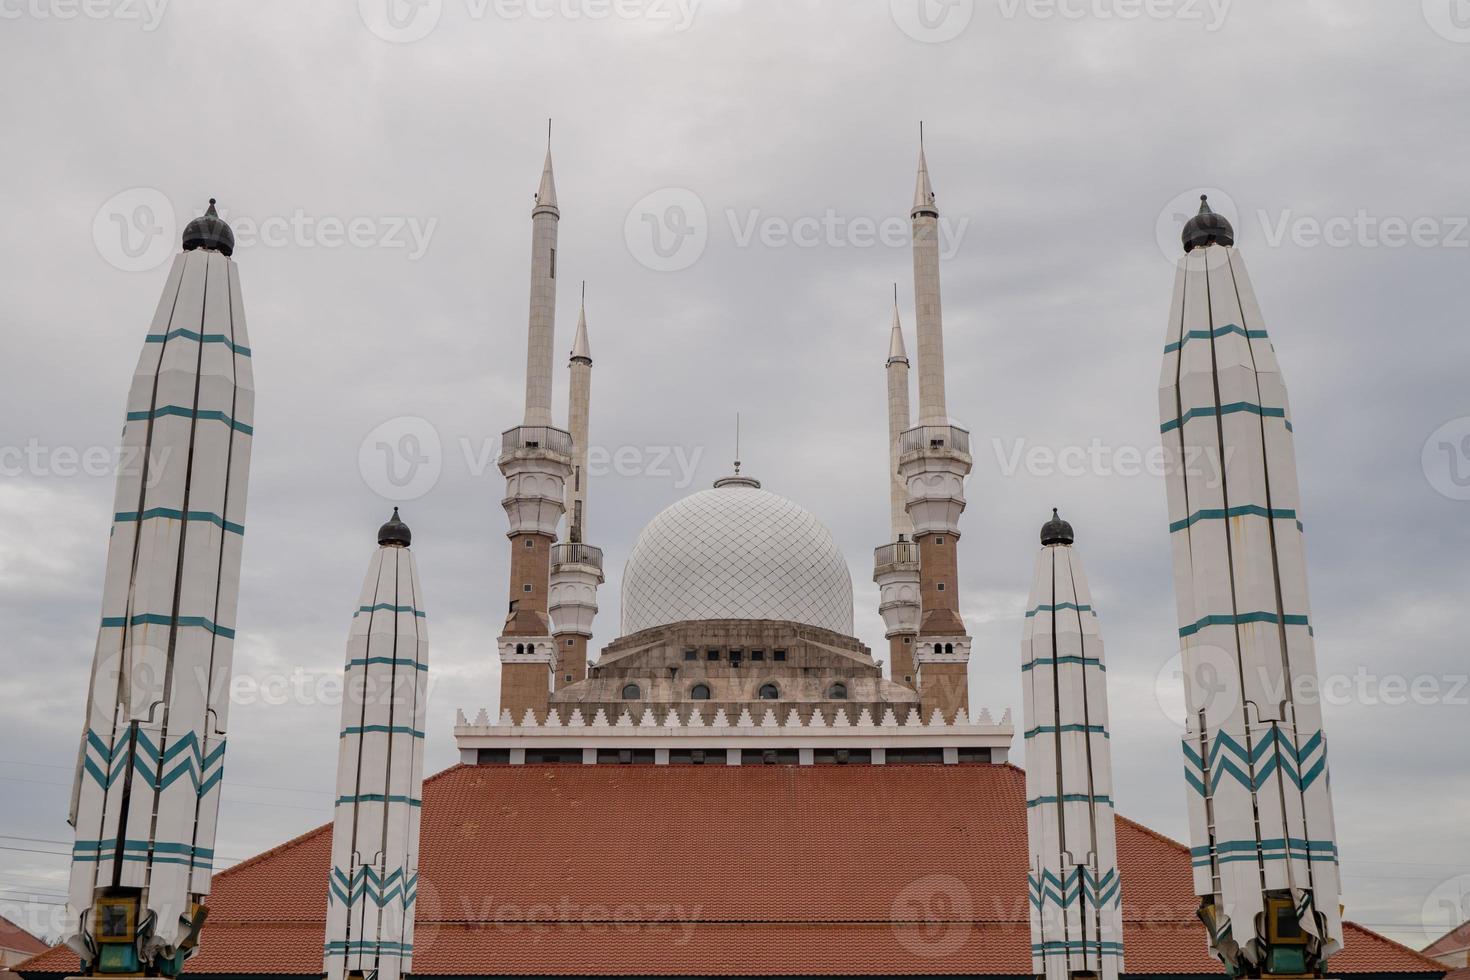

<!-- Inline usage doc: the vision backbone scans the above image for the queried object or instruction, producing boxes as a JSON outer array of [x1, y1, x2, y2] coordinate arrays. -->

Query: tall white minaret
[[65, 201, 254, 976], [1160, 197, 1342, 977], [1022, 511, 1123, 980], [497, 135, 573, 724], [897, 128, 974, 721], [911, 124, 947, 425], [324, 511, 428, 980], [874, 286, 920, 690], [524, 124, 559, 428], [549, 285, 603, 689]]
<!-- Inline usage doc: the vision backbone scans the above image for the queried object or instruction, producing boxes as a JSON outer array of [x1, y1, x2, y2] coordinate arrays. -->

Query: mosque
[[20, 139, 1449, 980]]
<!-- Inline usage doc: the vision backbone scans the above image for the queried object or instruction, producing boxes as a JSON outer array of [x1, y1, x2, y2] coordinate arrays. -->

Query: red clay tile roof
[[1426, 921, 1470, 958], [0, 916, 47, 956], [16, 763, 1445, 977]]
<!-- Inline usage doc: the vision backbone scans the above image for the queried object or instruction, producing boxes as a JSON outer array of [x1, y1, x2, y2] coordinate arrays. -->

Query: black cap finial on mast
[[1181, 194, 1235, 253], [1040, 508, 1074, 546], [182, 197, 235, 256], [378, 507, 412, 547]]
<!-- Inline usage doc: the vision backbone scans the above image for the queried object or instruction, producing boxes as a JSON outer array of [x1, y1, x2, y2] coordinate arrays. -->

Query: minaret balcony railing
[[900, 424, 970, 456], [551, 542, 604, 573], [501, 424, 573, 456], [873, 541, 921, 568]]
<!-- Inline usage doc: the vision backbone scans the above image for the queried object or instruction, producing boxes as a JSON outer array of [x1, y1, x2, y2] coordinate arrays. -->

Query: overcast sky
[[2, 0, 1468, 958]]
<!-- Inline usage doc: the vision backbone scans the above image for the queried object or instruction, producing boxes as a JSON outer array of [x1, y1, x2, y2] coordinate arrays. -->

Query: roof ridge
[[1424, 919, 1470, 955], [0, 913, 47, 951]]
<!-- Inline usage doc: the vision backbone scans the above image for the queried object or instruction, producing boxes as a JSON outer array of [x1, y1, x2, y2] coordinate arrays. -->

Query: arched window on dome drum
[[690, 683, 711, 700], [516, 643, 525, 655], [944, 643, 953, 654], [758, 683, 779, 700], [933, 643, 942, 654], [621, 683, 641, 700], [827, 683, 848, 700]]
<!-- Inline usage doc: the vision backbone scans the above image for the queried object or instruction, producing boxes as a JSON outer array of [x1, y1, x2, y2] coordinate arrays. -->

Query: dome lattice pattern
[[620, 485, 854, 636]]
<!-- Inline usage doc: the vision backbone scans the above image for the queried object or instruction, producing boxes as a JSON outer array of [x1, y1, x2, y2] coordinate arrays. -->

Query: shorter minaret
[[548, 285, 603, 688], [898, 130, 973, 720], [497, 136, 573, 723], [325, 510, 428, 980], [1023, 510, 1123, 980], [874, 286, 920, 689]]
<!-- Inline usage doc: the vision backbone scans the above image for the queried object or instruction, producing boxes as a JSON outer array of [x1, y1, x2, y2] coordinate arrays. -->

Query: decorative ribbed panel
[[1159, 244, 1342, 972], [1022, 542, 1121, 980], [324, 543, 429, 980], [66, 248, 255, 968]]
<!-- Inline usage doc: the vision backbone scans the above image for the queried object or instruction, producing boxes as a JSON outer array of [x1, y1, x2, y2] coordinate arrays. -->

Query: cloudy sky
[[2, 0, 1468, 957]]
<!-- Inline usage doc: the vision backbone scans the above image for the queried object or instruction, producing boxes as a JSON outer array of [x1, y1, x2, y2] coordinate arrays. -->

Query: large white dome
[[620, 479, 854, 636]]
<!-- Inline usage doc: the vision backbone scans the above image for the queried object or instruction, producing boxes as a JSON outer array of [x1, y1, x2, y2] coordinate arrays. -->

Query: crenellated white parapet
[[873, 540, 921, 637], [549, 543, 603, 638], [899, 424, 972, 537], [499, 425, 571, 538], [453, 702, 1014, 765]]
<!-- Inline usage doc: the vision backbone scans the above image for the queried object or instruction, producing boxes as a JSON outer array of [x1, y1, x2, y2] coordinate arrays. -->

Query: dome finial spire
[[713, 413, 761, 488]]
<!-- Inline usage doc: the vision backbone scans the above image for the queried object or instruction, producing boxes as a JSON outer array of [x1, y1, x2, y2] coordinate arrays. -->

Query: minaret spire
[[535, 118, 558, 211], [524, 122, 559, 426], [548, 279, 603, 691], [497, 135, 575, 722], [885, 286, 912, 537], [910, 123, 945, 424], [912, 121, 937, 217], [875, 284, 920, 691], [897, 128, 973, 720]]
